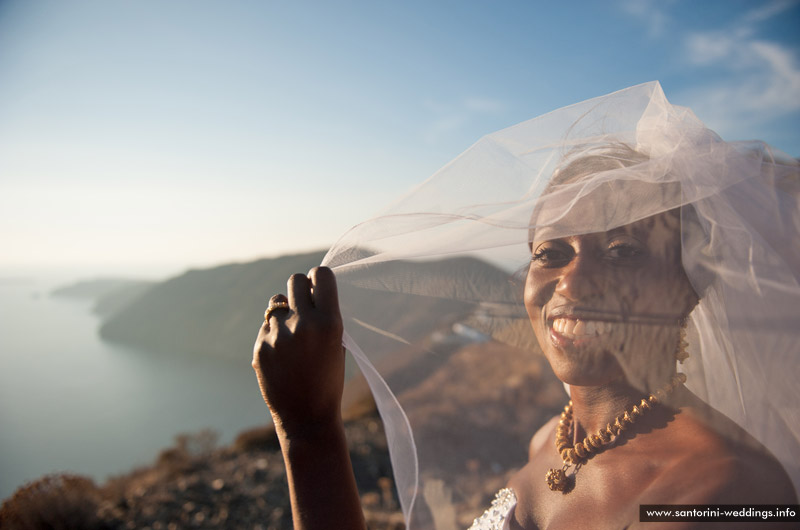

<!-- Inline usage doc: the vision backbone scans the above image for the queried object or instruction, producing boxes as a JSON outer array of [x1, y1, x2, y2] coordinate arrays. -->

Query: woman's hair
[[549, 143, 651, 188], [529, 142, 713, 296]]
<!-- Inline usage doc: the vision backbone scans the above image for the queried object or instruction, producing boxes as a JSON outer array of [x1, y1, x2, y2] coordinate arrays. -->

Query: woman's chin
[[544, 331, 624, 387], [553, 370, 622, 388]]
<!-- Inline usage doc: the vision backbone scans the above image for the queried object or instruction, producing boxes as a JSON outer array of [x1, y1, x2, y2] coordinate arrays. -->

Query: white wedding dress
[[467, 488, 518, 530]]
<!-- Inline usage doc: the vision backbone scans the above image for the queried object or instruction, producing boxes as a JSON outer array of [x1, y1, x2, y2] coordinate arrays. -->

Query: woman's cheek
[[524, 269, 553, 344], [523, 271, 545, 317]]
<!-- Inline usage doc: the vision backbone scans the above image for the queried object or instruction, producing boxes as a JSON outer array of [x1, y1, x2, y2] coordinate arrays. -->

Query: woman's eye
[[607, 243, 643, 260], [531, 246, 571, 265]]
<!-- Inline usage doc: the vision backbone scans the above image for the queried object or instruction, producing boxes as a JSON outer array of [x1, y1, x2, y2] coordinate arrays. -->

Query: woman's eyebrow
[[606, 226, 630, 237]]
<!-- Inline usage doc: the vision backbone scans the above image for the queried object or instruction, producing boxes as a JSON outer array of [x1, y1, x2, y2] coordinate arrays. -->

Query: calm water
[[0, 277, 270, 501]]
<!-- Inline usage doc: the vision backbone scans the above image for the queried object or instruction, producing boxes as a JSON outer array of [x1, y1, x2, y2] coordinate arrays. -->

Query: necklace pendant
[[545, 467, 569, 491]]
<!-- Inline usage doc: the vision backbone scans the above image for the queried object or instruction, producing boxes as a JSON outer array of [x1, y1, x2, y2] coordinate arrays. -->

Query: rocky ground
[[0, 413, 404, 530]]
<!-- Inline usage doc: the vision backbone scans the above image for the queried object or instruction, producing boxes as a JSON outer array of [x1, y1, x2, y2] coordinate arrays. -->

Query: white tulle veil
[[321, 82, 800, 529]]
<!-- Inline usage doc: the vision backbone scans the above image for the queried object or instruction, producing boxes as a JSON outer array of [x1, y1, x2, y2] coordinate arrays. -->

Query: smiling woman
[[252, 82, 800, 529], [505, 144, 794, 525]]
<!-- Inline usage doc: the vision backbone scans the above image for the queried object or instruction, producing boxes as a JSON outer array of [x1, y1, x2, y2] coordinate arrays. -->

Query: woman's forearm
[[277, 418, 367, 530], [254, 269, 365, 529]]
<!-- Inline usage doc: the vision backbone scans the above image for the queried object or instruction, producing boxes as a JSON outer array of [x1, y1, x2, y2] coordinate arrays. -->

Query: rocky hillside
[[0, 411, 402, 530], [99, 251, 327, 358]]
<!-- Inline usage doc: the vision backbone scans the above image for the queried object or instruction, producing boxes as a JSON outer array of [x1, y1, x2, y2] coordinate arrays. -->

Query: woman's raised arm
[[252, 266, 366, 530]]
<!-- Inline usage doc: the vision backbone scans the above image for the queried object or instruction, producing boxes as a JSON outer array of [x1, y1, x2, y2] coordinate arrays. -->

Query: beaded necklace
[[545, 373, 686, 492]]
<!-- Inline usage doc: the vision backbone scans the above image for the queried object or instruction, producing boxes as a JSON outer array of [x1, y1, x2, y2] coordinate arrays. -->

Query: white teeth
[[552, 318, 607, 338]]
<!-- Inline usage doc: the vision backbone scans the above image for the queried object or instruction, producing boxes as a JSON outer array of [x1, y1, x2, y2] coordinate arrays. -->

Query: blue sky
[[1, 0, 798, 278]]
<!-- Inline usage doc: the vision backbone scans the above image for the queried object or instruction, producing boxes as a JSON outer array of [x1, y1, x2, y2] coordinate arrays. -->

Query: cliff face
[[99, 251, 327, 358], [94, 251, 529, 368], [344, 337, 566, 527]]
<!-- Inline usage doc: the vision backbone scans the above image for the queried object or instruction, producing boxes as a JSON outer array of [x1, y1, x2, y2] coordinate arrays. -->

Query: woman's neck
[[568, 374, 678, 441]]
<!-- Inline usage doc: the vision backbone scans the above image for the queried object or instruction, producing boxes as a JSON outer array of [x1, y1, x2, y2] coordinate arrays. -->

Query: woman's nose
[[554, 256, 603, 302]]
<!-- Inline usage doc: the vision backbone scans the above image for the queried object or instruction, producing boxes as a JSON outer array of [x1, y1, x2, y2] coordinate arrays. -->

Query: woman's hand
[[252, 266, 345, 437], [252, 267, 366, 529]]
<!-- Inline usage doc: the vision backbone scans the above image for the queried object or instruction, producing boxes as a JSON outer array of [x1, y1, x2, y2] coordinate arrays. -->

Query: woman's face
[[524, 210, 699, 388]]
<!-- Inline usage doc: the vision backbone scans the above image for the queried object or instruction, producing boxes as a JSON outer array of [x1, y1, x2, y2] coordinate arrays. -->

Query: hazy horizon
[[0, 245, 332, 284]]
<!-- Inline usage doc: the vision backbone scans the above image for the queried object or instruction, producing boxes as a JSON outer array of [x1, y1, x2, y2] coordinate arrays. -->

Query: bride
[[252, 82, 799, 529]]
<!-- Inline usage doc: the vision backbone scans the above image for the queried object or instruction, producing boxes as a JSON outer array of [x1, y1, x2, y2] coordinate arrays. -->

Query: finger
[[270, 293, 288, 306], [288, 273, 314, 314], [308, 266, 340, 315], [252, 325, 274, 370], [264, 293, 290, 328]]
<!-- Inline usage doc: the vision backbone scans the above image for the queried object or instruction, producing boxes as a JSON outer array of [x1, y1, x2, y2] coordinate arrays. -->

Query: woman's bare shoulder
[[647, 405, 797, 504], [679, 440, 795, 503]]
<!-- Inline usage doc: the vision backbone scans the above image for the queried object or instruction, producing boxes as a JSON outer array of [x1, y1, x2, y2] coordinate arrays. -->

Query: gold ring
[[264, 301, 290, 323]]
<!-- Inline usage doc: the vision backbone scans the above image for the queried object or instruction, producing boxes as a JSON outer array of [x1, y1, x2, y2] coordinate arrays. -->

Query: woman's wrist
[[273, 411, 345, 445]]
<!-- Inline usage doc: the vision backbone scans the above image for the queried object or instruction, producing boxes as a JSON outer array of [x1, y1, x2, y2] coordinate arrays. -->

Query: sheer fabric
[[322, 82, 800, 529]]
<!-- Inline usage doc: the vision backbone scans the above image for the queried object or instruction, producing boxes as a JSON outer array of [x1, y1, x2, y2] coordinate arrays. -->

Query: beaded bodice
[[467, 488, 517, 530]]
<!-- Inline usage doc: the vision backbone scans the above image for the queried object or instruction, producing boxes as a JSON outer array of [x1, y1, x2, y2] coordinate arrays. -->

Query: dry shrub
[[174, 428, 218, 457], [0, 474, 115, 530], [232, 424, 279, 452]]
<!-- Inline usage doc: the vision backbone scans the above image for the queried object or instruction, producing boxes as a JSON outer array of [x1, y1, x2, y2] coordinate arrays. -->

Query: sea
[[0, 274, 270, 501]]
